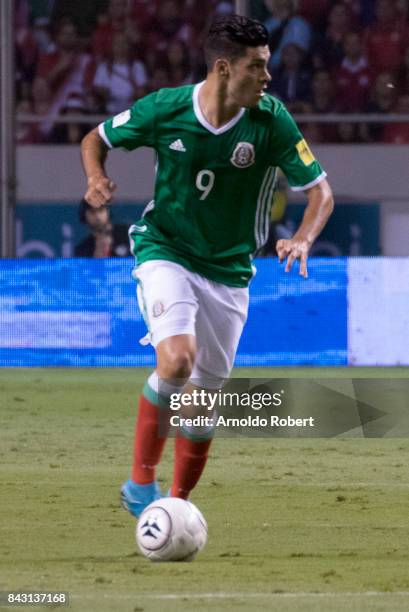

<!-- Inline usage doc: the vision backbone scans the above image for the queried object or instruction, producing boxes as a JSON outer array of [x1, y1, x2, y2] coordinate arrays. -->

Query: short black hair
[[78, 198, 110, 224], [204, 14, 268, 70]]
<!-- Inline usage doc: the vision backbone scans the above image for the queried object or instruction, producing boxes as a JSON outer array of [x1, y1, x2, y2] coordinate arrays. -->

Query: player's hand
[[276, 238, 311, 278], [85, 175, 116, 208]]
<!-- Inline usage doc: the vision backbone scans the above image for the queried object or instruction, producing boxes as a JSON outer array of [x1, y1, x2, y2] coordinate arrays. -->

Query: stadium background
[[1, 0, 409, 365]]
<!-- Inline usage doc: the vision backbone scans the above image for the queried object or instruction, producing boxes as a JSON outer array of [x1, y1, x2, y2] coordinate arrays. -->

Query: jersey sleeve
[[270, 103, 326, 191], [98, 92, 157, 150]]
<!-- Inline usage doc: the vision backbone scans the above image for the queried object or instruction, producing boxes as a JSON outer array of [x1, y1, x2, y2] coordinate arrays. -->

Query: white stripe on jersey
[[255, 167, 277, 249], [255, 168, 272, 249]]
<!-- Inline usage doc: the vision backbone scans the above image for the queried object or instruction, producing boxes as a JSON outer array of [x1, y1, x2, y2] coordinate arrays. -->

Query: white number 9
[[196, 170, 215, 201]]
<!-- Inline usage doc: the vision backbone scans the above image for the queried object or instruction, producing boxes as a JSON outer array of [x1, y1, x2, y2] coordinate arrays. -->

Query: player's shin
[[131, 372, 183, 485], [170, 423, 215, 499]]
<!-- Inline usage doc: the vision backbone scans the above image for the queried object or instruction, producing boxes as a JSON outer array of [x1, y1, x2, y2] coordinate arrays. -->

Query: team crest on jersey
[[230, 142, 255, 168]]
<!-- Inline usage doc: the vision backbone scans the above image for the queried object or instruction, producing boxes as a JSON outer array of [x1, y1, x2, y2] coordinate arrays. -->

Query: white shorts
[[133, 260, 249, 386]]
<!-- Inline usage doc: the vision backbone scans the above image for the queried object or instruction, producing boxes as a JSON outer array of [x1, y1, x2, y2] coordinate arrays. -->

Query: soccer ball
[[136, 497, 208, 562]]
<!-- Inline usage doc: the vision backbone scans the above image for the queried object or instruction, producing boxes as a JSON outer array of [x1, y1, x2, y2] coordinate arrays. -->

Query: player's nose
[[260, 70, 271, 87]]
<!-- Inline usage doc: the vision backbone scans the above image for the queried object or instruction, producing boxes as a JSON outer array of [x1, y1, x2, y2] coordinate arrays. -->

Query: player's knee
[[158, 349, 195, 380], [170, 350, 195, 378], [157, 336, 196, 380]]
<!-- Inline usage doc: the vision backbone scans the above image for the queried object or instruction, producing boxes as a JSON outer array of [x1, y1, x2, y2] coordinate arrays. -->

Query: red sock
[[170, 433, 213, 499], [131, 394, 169, 485]]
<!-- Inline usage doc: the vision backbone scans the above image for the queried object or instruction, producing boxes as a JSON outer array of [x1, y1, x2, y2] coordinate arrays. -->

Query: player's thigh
[[192, 281, 249, 386], [134, 260, 198, 348]]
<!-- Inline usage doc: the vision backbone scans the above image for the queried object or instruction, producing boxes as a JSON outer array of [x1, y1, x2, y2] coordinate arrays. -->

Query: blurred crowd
[[15, 0, 409, 144]]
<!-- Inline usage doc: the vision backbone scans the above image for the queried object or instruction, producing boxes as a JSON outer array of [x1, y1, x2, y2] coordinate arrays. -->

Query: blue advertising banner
[[0, 258, 347, 367], [237, 258, 348, 366]]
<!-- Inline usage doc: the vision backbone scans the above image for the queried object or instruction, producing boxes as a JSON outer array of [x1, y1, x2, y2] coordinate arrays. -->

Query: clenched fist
[[85, 175, 117, 208]]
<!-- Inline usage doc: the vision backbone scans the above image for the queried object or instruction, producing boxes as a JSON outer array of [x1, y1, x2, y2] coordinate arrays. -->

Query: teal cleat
[[120, 479, 162, 518]]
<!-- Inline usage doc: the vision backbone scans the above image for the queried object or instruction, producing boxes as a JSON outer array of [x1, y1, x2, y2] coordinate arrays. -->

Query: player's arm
[[271, 102, 334, 277], [276, 177, 334, 278], [81, 128, 117, 208], [81, 94, 156, 207]]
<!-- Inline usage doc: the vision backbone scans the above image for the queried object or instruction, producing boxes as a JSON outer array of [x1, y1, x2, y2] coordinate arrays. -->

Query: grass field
[[1, 367, 409, 612]]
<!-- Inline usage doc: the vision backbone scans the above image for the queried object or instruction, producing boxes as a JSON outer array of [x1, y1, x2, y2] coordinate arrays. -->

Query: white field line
[[70, 591, 409, 601]]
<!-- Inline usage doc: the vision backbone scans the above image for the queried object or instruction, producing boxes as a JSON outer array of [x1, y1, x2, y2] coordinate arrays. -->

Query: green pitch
[[1, 368, 409, 612]]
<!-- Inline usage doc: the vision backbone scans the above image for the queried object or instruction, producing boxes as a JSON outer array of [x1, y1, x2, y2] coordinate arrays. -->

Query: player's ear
[[214, 58, 230, 78]]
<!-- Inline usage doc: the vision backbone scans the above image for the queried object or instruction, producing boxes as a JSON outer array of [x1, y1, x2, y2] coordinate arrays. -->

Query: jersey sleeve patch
[[295, 139, 315, 166], [112, 109, 131, 128]]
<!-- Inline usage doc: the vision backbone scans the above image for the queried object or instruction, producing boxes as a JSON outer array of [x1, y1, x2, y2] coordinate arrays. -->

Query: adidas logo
[[169, 138, 186, 152]]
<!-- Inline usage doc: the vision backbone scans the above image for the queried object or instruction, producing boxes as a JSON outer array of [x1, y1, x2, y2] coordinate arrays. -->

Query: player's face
[[228, 46, 271, 108]]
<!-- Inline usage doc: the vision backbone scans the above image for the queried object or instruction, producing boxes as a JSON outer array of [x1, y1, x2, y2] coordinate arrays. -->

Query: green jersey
[[99, 83, 326, 287]]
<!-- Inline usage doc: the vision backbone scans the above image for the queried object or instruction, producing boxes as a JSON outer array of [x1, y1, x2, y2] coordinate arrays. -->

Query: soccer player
[[81, 14, 334, 517]]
